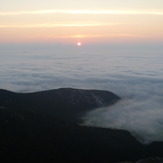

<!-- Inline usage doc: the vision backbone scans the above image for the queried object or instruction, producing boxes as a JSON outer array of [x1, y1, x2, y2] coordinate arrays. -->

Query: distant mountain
[[0, 88, 163, 163], [0, 88, 120, 122]]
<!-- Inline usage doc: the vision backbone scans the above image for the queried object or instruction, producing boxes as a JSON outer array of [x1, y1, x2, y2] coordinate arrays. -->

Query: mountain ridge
[[0, 87, 120, 122]]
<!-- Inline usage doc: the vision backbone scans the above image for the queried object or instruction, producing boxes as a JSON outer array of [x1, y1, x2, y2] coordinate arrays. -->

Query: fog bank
[[82, 78, 163, 144]]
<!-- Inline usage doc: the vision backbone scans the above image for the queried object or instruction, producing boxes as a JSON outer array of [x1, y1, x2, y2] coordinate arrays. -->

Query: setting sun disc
[[77, 42, 82, 46]]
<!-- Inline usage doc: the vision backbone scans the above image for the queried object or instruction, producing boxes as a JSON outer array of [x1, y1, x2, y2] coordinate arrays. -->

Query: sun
[[77, 42, 82, 46]]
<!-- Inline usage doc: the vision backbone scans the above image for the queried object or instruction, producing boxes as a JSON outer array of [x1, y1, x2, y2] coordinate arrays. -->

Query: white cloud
[[0, 23, 102, 28], [0, 9, 163, 16]]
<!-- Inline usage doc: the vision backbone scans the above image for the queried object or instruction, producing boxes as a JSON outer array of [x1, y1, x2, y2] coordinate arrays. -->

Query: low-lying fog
[[0, 43, 163, 143]]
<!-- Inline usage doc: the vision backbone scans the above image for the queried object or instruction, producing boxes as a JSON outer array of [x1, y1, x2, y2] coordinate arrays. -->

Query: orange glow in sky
[[0, 0, 163, 44]]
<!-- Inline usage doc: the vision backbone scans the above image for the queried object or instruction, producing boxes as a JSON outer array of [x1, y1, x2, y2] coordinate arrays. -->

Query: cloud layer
[[0, 43, 163, 143], [82, 87, 163, 144]]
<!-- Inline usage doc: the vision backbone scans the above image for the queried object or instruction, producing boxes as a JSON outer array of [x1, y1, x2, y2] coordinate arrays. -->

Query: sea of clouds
[[0, 43, 163, 143]]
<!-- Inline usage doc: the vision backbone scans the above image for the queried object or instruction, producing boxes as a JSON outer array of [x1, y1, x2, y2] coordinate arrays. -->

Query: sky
[[1, 0, 163, 44]]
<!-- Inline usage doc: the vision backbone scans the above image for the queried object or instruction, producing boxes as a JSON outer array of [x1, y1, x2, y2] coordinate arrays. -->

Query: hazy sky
[[1, 0, 163, 44]]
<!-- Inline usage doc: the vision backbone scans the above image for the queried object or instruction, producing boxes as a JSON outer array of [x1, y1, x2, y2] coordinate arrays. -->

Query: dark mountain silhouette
[[0, 88, 163, 163], [0, 88, 120, 122]]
